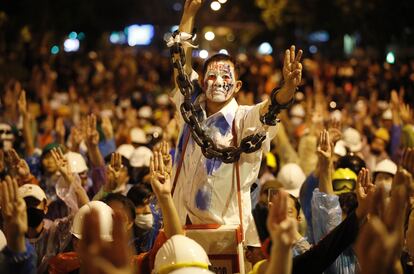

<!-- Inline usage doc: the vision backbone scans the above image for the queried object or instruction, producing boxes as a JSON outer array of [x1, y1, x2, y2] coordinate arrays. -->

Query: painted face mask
[[204, 61, 236, 103], [0, 123, 14, 150], [135, 213, 154, 230]]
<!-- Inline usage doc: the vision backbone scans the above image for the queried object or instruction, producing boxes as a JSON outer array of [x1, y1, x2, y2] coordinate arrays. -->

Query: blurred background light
[[68, 31, 77, 39], [173, 2, 182, 11], [218, 0, 227, 3], [219, 49, 229, 55], [204, 31, 215, 41], [64, 38, 80, 52], [258, 42, 272, 55], [127, 24, 154, 46], [386, 51, 395, 64], [50, 45, 59, 55], [199, 49, 209, 59], [309, 45, 318, 54], [210, 1, 221, 11]]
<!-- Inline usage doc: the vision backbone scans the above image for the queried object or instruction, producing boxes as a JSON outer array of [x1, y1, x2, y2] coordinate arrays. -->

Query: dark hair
[[288, 194, 301, 217], [335, 153, 366, 175], [202, 53, 240, 79], [103, 193, 136, 221], [338, 192, 358, 216], [127, 184, 152, 207]]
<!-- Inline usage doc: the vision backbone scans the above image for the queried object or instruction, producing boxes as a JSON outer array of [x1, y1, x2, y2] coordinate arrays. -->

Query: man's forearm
[[87, 145, 104, 167], [159, 195, 184, 238], [275, 85, 296, 105]]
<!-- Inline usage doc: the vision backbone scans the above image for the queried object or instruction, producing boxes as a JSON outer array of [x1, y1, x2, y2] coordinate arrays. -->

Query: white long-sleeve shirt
[[171, 76, 277, 245]]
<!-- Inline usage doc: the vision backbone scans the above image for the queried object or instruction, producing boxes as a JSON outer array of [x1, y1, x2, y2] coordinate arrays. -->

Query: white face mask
[[382, 182, 392, 196], [204, 61, 237, 103], [135, 213, 154, 230]]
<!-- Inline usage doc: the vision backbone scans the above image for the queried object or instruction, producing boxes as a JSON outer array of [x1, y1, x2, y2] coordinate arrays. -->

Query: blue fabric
[[311, 188, 358, 274], [390, 124, 402, 163], [1, 239, 37, 274], [98, 138, 116, 159], [299, 173, 319, 244]]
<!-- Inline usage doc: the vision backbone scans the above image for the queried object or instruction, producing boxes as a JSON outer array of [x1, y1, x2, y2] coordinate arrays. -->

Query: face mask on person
[[204, 61, 237, 103], [135, 213, 154, 230], [27, 207, 45, 228]]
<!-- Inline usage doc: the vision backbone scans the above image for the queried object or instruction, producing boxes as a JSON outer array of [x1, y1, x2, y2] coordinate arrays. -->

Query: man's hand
[[317, 129, 332, 160], [182, 0, 203, 19], [267, 190, 297, 249], [400, 103, 412, 125], [355, 168, 376, 220], [154, 141, 173, 177], [105, 153, 125, 192], [4, 149, 31, 181], [0, 176, 28, 252], [101, 116, 114, 140], [327, 119, 342, 145], [83, 115, 100, 147], [283, 45, 303, 89], [317, 129, 334, 194], [56, 117, 66, 144], [150, 151, 172, 199], [70, 126, 84, 152], [78, 210, 133, 274], [51, 148, 72, 181], [17, 90, 28, 117]]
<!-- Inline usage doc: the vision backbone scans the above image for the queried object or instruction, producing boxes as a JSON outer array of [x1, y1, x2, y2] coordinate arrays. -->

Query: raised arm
[[83, 114, 104, 167], [316, 129, 334, 195], [150, 151, 183, 238], [17, 91, 34, 157]]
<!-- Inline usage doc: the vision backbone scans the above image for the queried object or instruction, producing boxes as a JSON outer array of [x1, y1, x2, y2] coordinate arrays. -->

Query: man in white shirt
[[170, 0, 303, 245]]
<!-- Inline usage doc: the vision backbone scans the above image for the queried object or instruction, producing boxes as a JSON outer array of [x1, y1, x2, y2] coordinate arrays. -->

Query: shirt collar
[[197, 94, 238, 126]]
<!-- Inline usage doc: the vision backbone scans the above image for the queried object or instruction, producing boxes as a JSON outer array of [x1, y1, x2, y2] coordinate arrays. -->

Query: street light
[[204, 31, 215, 41], [210, 1, 221, 11]]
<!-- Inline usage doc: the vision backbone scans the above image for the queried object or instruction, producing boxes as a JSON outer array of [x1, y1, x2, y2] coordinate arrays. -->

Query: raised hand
[[150, 151, 172, 198], [283, 45, 303, 90], [56, 117, 66, 144], [105, 152, 125, 192], [78, 210, 133, 274], [327, 119, 342, 144], [355, 168, 376, 220], [70, 126, 84, 151], [155, 141, 173, 177], [50, 148, 72, 180], [83, 114, 100, 147], [183, 0, 203, 17], [0, 176, 28, 252], [4, 149, 31, 180], [17, 90, 28, 117], [400, 103, 412, 124], [317, 129, 332, 160], [101, 116, 114, 140], [267, 190, 297, 248]]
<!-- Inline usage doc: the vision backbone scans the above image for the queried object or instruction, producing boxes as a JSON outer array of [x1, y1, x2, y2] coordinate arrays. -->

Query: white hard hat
[[71, 201, 114, 241], [154, 235, 213, 274], [342, 128, 362, 153], [116, 144, 135, 160], [374, 159, 397, 176], [276, 163, 306, 198], [290, 104, 305, 118], [156, 94, 170, 106], [382, 109, 393, 120], [130, 146, 153, 168], [138, 106, 153, 119], [66, 151, 88, 174], [18, 184, 47, 202], [130, 127, 147, 144], [0, 229, 6, 251], [334, 140, 347, 157]]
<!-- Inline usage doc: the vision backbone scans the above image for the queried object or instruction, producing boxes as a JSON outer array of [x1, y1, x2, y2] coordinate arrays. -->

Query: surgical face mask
[[135, 213, 154, 230], [27, 207, 45, 228], [0, 123, 13, 150], [204, 61, 236, 103], [382, 182, 392, 196]]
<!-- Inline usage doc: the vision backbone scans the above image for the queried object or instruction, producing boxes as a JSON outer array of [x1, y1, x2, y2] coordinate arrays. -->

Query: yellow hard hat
[[266, 152, 277, 169], [332, 168, 357, 194]]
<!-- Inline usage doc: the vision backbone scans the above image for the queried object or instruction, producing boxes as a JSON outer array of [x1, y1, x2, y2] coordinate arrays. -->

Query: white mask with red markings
[[204, 61, 236, 103]]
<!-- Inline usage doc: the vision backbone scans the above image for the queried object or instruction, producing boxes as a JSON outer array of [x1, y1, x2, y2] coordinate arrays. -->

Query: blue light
[[64, 38, 80, 52], [126, 24, 155, 46], [51, 45, 59, 55], [309, 31, 330, 42], [110, 32, 120, 43], [386, 52, 395, 64], [309, 45, 318, 54], [173, 2, 182, 11], [258, 42, 273, 55], [69, 31, 77, 39], [77, 32, 85, 40]]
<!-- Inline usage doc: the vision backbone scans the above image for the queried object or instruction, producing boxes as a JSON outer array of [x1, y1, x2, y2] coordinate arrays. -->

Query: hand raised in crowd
[[317, 129, 332, 161], [55, 117, 66, 144], [399, 103, 413, 125], [4, 148, 31, 181], [17, 90, 28, 117], [101, 116, 114, 140], [154, 140, 172, 177], [150, 151, 172, 199], [83, 114, 100, 147], [327, 118, 342, 145], [317, 129, 334, 194], [70, 126, 84, 152], [356, 184, 407, 274], [183, 0, 203, 17], [0, 176, 28, 253], [105, 152, 125, 192], [283, 45, 303, 91], [355, 168, 376, 220], [50, 148, 72, 181], [78, 210, 134, 274]]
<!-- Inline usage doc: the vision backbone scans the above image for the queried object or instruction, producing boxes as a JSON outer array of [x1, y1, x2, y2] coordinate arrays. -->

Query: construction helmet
[[70, 201, 113, 241], [332, 168, 357, 195], [116, 144, 135, 160], [154, 235, 214, 274], [65, 152, 88, 174], [0, 229, 6, 250], [374, 159, 397, 176]]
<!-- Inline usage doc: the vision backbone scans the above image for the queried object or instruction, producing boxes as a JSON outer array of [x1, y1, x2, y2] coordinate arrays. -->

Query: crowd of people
[[1, 0, 414, 274]]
